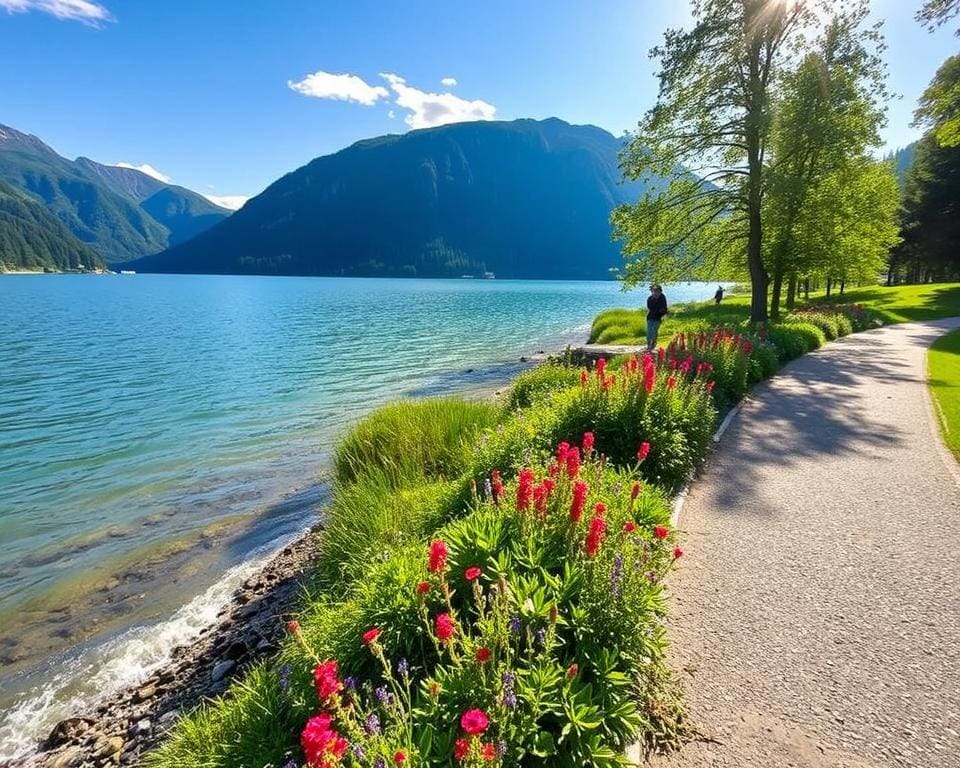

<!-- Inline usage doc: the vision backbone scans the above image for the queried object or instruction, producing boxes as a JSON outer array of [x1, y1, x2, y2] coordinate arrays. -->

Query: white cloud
[[387, 110, 396, 119], [114, 162, 172, 183], [202, 194, 248, 211], [379, 73, 496, 129], [287, 70, 389, 106], [440, 77, 457, 87], [0, 0, 112, 25]]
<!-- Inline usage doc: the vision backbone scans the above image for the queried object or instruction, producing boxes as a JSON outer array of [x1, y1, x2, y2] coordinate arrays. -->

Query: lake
[[0, 274, 722, 758]]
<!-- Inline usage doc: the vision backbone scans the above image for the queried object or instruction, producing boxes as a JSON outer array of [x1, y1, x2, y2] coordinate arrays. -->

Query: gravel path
[[646, 319, 960, 768]]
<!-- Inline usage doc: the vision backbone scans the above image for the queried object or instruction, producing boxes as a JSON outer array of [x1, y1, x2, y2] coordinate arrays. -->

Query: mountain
[[0, 179, 104, 272], [128, 118, 657, 280], [888, 142, 918, 185], [75, 157, 232, 246], [0, 124, 231, 264]]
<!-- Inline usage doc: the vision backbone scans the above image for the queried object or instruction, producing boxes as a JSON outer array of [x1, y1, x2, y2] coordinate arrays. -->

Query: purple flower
[[352, 743, 366, 760], [375, 685, 389, 704], [364, 713, 381, 736], [283, 761, 297, 768], [534, 627, 546, 647], [501, 671, 517, 709], [646, 570, 659, 584], [611, 552, 625, 598], [508, 616, 521, 634], [497, 741, 508, 756], [484, 478, 493, 500], [278, 664, 291, 693], [374, 758, 386, 768], [344, 676, 357, 691], [397, 658, 409, 678]]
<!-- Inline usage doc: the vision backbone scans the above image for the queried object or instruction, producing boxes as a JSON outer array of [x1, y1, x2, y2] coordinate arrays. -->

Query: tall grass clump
[[334, 398, 501, 487], [505, 364, 581, 410]]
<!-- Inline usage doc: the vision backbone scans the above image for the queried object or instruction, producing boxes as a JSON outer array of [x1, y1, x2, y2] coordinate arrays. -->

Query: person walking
[[714, 285, 725, 304], [646, 284, 668, 351]]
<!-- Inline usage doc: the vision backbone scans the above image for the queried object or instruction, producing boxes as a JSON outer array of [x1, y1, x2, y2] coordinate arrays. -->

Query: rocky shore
[[26, 532, 319, 768]]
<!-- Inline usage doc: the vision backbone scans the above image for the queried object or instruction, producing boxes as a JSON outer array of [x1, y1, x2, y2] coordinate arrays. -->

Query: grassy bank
[[928, 328, 960, 460], [590, 283, 960, 347]]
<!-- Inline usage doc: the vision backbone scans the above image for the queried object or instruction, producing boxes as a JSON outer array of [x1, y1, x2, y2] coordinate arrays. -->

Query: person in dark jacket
[[646, 284, 668, 351], [714, 285, 725, 304]]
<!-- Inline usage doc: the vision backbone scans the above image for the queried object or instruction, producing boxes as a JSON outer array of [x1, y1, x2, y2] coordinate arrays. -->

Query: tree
[[763, 7, 889, 315], [613, 0, 814, 322], [913, 55, 960, 148], [916, 0, 960, 35]]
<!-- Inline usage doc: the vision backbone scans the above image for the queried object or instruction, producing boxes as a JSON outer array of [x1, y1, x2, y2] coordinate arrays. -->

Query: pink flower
[[596, 358, 607, 379], [301, 713, 348, 768], [582, 431, 595, 455], [707, 380, 716, 393], [362, 627, 381, 645], [556, 441, 571, 462], [673, 546, 684, 560], [465, 566, 482, 581], [566, 446, 581, 478], [637, 442, 651, 462], [287, 620, 301, 634], [566, 663, 579, 679], [454, 738, 470, 761], [313, 660, 343, 702], [428, 540, 448, 574], [460, 708, 490, 735], [435, 612, 456, 643], [585, 514, 607, 557], [394, 751, 407, 764]]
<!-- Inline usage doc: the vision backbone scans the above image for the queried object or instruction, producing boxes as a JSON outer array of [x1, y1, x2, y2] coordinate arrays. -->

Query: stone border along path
[[641, 318, 960, 768]]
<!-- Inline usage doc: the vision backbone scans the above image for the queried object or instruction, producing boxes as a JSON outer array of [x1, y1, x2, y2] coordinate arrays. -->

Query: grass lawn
[[591, 283, 960, 345], [928, 327, 960, 460]]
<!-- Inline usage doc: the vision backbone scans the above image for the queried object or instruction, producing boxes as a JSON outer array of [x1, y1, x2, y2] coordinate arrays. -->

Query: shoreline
[[25, 531, 318, 768]]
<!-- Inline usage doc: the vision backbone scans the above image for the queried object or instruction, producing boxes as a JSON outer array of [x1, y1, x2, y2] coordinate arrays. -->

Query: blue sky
[[1, 0, 955, 206]]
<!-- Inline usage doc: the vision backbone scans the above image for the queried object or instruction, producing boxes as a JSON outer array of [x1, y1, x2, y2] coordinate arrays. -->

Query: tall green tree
[[763, 6, 889, 315], [613, 0, 814, 322], [913, 55, 960, 148], [916, 0, 960, 35]]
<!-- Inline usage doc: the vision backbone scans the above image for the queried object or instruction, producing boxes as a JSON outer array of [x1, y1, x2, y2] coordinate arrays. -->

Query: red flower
[[555, 441, 570, 464], [465, 566, 482, 581], [593, 501, 606, 517], [301, 713, 348, 768], [566, 663, 579, 679], [570, 480, 588, 522], [601, 374, 615, 391], [548, 461, 560, 477], [707, 380, 716, 393], [287, 620, 300, 634], [637, 442, 651, 462], [673, 546, 684, 560], [667, 375, 677, 391], [582, 431, 595, 455], [516, 468, 535, 511], [475, 647, 491, 663], [585, 514, 607, 557], [394, 751, 407, 764], [491, 470, 503, 503], [460, 708, 490, 735], [313, 660, 343, 702], [416, 580, 431, 595], [454, 738, 470, 761], [566, 446, 581, 478], [533, 482, 549, 516], [653, 525, 669, 540], [435, 612, 456, 643], [542, 477, 555, 494], [623, 521, 637, 533], [579, 369, 589, 387], [362, 627, 381, 645], [482, 742, 497, 761], [596, 357, 607, 379], [631, 482, 642, 500], [428, 540, 448, 574]]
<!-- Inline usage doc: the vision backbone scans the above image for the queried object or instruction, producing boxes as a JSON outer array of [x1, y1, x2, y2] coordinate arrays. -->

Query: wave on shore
[[0, 532, 297, 763]]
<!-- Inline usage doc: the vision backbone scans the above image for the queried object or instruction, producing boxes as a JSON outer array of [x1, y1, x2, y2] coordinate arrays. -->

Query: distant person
[[714, 285, 725, 304], [646, 284, 668, 351]]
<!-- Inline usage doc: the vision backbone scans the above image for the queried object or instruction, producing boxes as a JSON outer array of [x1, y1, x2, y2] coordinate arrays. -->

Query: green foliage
[[765, 322, 826, 362], [334, 398, 501, 487], [506, 365, 581, 411], [928, 327, 960, 459], [913, 54, 960, 148]]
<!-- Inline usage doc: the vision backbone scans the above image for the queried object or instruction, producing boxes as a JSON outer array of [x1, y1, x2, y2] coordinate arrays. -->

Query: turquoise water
[[0, 274, 721, 757]]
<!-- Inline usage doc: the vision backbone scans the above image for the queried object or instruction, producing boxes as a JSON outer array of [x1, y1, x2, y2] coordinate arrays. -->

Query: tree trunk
[[786, 274, 797, 310], [804, 278, 810, 300], [744, 5, 768, 324], [839, 279, 845, 296], [826, 278, 832, 298], [770, 270, 784, 319]]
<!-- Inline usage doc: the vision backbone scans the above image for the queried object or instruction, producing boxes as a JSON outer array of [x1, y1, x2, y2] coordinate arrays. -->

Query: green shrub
[[786, 311, 840, 340], [334, 398, 500, 487], [746, 341, 780, 383], [316, 474, 466, 588], [505, 364, 580, 410], [766, 322, 826, 362]]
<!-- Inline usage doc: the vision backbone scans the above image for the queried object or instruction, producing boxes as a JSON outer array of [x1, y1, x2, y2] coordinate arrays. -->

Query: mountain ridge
[[129, 118, 656, 280]]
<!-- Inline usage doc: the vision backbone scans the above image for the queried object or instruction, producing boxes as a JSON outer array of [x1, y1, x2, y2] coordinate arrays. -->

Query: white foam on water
[[0, 534, 297, 763]]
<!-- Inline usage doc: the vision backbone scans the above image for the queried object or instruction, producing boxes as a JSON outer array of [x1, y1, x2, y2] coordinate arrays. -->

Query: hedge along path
[[645, 319, 960, 768]]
